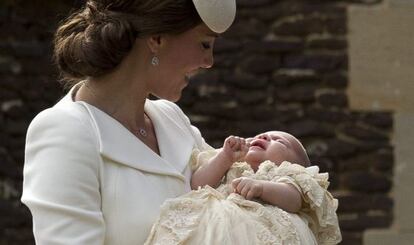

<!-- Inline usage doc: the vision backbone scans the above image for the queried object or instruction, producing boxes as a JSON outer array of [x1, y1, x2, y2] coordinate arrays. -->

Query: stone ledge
[[364, 229, 414, 245]]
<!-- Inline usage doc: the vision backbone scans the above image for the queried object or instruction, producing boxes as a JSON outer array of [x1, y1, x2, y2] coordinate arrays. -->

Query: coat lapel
[[68, 98, 194, 182], [145, 100, 195, 175]]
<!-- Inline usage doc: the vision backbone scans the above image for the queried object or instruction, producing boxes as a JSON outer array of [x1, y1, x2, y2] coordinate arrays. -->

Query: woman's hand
[[232, 177, 263, 200]]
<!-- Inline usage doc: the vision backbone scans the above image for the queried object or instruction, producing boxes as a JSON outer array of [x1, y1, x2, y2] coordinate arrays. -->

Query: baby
[[191, 131, 311, 213], [145, 131, 341, 245]]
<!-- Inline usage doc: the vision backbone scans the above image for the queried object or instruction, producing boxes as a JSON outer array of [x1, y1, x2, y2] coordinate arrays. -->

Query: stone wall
[[0, 0, 391, 244], [348, 1, 414, 243]]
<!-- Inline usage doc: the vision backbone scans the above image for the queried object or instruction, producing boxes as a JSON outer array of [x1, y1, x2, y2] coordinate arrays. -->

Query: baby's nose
[[258, 134, 270, 141]]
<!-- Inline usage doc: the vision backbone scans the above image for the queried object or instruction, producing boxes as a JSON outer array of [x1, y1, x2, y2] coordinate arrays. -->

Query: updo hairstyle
[[54, 0, 202, 85]]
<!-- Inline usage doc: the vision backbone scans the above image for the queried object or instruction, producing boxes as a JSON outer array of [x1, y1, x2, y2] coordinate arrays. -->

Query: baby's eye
[[275, 139, 289, 147]]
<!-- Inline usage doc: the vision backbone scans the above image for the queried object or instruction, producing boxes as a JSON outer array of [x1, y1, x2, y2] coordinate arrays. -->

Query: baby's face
[[245, 131, 304, 171]]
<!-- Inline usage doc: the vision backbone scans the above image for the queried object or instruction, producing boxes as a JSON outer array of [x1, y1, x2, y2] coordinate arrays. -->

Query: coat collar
[[59, 86, 195, 182]]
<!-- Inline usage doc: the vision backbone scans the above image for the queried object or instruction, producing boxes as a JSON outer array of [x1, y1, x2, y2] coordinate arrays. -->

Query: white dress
[[144, 150, 342, 245]]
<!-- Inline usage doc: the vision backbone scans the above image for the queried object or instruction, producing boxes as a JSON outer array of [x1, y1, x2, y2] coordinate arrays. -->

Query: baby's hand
[[232, 177, 263, 200], [222, 136, 248, 163]]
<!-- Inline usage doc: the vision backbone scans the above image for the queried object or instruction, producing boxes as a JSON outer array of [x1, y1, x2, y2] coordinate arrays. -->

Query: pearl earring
[[151, 55, 159, 66]]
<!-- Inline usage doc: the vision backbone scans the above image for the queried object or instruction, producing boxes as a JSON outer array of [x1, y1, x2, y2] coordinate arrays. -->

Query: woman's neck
[[75, 64, 149, 132], [74, 39, 155, 134]]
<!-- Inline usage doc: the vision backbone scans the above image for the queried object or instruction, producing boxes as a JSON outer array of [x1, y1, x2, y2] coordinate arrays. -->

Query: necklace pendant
[[138, 128, 147, 137]]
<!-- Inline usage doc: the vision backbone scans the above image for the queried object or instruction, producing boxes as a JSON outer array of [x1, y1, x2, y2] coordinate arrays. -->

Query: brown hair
[[54, 0, 202, 85]]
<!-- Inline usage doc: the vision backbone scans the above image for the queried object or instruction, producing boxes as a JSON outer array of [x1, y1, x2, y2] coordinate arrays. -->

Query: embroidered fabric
[[145, 150, 341, 245]]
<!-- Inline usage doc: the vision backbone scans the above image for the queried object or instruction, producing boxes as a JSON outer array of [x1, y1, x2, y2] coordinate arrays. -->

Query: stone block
[[0, 200, 32, 230], [373, 148, 393, 171], [0, 148, 20, 178], [243, 39, 304, 53], [358, 112, 393, 129], [326, 138, 357, 157], [283, 53, 348, 71], [306, 139, 329, 157], [322, 72, 348, 88], [0, 90, 19, 103], [317, 90, 349, 108], [342, 171, 392, 192], [340, 231, 362, 245], [337, 150, 393, 172], [275, 83, 317, 103], [237, 0, 273, 8], [234, 89, 269, 105], [306, 36, 347, 50], [273, 106, 305, 123], [339, 212, 392, 231], [287, 119, 335, 138], [10, 41, 49, 58], [213, 53, 238, 68], [310, 157, 336, 172], [305, 107, 351, 123], [272, 70, 321, 87], [4, 119, 29, 136], [328, 171, 340, 190], [190, 71, 220, 85], [224, 19, 268, 39], [235, 120, 285, 136], [340, 123, 389, 141], [245, 105, 283, 120], [337, 193, 393, 212], [222, 72, 268, 89], [272, 14, 346, 37], [214, 38, 242, 54], [240, 55, 281, 74]]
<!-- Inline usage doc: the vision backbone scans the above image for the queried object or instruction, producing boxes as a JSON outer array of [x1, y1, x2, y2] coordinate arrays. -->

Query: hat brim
[[192, 0, 236, 33]]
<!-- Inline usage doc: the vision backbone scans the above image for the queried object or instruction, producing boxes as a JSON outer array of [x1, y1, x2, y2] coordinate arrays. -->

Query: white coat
[[21, 86, 211, 245]]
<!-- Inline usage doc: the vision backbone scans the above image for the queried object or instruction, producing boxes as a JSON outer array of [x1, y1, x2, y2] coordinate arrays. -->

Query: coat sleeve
[[21, 107, 105, 245]]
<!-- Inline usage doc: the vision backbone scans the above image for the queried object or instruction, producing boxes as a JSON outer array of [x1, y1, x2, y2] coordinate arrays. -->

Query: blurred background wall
[[0, 0, 412, 244], [348, 0, 414, 243]]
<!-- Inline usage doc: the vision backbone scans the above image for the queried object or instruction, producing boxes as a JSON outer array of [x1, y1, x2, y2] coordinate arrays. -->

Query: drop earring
[[151, 55, 159, 66]]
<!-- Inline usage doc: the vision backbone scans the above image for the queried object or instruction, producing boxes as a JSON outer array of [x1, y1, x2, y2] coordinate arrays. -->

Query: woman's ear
[[146, 35, 163, 53]]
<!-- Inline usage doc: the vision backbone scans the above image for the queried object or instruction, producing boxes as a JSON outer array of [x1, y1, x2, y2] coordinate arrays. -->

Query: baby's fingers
[[246, 189, 256, 200], [240, 184, 250, 198], [231, 178, 242, 190], [232, 137, 243, 150], [224, 136, 237, 148]]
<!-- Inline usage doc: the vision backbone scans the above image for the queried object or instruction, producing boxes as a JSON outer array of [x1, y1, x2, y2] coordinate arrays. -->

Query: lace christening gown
[[144, 150, 341, 245]]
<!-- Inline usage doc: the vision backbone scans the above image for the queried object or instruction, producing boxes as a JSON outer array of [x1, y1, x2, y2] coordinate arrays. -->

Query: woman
[[21, 0, 236, 244]]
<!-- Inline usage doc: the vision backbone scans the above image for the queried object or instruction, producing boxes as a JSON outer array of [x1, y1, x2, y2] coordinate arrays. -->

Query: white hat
[[192, 0, 236, 33]]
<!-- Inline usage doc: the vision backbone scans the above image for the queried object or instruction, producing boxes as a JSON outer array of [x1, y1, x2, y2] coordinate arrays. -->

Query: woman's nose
[[201, 52, 214, 69]]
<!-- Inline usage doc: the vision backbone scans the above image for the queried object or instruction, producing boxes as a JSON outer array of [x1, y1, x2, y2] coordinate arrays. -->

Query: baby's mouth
[[249, 139, 266, 150]]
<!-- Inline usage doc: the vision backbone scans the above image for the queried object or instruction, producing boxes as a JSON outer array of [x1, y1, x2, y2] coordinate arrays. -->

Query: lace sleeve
[[190, 148, 219, 172], [263, 161, 342, 245]]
